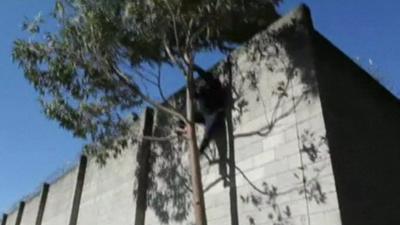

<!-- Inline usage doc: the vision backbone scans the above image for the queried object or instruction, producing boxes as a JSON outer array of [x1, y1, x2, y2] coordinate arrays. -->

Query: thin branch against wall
[[234, 86, 307, 139]]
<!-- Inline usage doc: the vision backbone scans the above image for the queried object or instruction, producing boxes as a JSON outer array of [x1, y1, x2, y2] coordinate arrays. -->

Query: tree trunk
[[134, 108, 154, 225], [226, 57, 239, 225], [186, 63, 208, 225]]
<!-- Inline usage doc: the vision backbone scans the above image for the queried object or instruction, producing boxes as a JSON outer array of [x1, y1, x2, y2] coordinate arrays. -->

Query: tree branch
[[141, 134, 177, 142], [163, 0, 181, 51], [163, 41, 186, 74], [133, 69, 158, 87], [112, 66, 188, 123]]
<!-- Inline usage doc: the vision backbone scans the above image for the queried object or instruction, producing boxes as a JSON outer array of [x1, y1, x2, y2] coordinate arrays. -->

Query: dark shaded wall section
[[312, 31, 400, 225]]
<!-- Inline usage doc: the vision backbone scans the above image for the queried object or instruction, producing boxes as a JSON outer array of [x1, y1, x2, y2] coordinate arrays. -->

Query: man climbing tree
[[12, 1, 281, 224]]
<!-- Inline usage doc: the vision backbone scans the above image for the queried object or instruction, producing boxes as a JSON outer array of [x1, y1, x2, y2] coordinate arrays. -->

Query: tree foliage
[[12, 0, 281, 160]]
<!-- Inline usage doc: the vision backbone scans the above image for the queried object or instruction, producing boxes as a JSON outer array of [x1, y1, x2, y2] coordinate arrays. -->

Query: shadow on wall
[[228, 12, 329, 224], [139, 6, 332, 225]]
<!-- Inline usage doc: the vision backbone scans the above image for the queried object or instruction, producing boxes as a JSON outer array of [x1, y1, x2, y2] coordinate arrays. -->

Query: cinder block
[[297, 115, 326, 136], [308, 191, 340, 214], [303, 158, 335, 179], [206, 204, 230, 220], [309, 212, 325, 225], [275, 140, 299, 159], [283, 127, 299, 143], [236, 141, 263, 161], [286, 198, 309, 217], [236, 156, 255, 172], [253, 150, 276, 167], [295, 100, 323, 122], [237, 115, 270, 135], [263, 159, 289, 178], [263, 133, 286, 150], [276, 170, 303, 191], [324, 209, 342, 225], [287, 153, 302, 170], [268, 114, 297, 136], [205, 189, 230, 209], [208, 215, 230, 225], [236, 166, 265, 187]]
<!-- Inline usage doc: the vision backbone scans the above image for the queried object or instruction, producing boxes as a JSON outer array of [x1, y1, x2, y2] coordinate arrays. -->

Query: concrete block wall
[[19, 195, 40, 225], [2, 114, 145, 225], [76, 148, 136, 225], [198, 5, 341, 225], [41, 167, 77, 225], [4, 209, 17, 225], [142, 5, 342, 225], [1, 5, 347, 225]]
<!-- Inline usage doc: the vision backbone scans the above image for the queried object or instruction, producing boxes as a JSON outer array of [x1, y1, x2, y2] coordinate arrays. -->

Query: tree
[[12, 0, 282, 224]]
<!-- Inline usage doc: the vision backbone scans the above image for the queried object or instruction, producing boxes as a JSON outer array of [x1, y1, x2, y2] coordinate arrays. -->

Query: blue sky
[[0, 0, 399, 213]]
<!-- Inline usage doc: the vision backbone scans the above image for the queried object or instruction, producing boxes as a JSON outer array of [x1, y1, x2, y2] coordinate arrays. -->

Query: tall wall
[[312, 30, 400, 225], [4, 4, 397, 225], [41, 167, 77, 225], [4, 209, 17, 225], [142, 5, 342, 225], [20, 195, 40, 225], [202, 6, 340, 225], [76, 148, 136, 225]]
